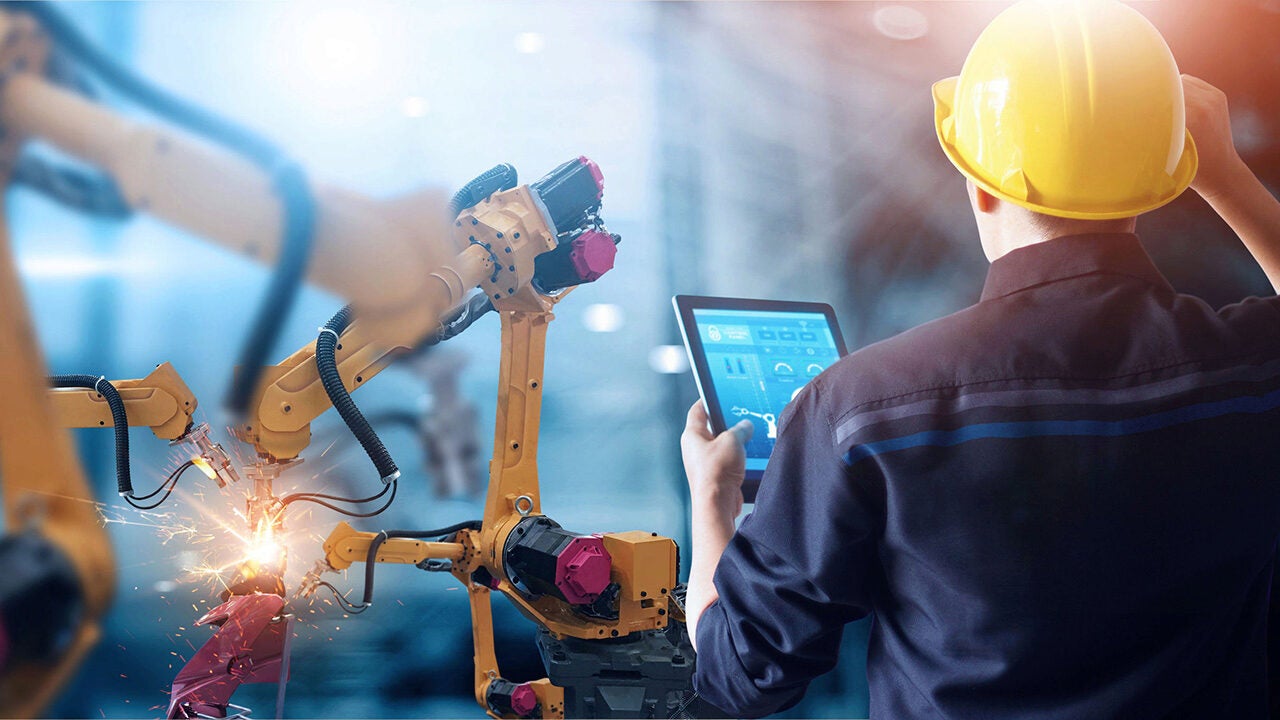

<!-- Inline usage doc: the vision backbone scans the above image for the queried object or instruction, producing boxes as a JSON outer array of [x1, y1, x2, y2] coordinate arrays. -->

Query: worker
[[681, 1, 1280, 717]]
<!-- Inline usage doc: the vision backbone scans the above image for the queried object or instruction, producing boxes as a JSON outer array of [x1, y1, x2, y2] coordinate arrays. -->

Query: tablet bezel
[[673, 294, 849, 501]]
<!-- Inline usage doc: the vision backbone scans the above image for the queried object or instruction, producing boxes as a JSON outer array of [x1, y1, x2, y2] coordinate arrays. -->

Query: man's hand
[[1183, 74, 1246, 202], [681, 400, 753, 651], [682, 400, 753, 520], [1179, 74, 1280, 292]]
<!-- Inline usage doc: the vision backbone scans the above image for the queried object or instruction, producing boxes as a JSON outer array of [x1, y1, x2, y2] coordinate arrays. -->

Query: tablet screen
[[690, 307, 841, 474]]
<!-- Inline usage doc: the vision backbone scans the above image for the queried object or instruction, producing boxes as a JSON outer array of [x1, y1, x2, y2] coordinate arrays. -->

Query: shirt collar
[[980, 233, 1173, 302]]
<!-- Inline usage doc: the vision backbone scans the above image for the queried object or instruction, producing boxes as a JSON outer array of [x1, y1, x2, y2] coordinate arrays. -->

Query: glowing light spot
[[582, 303, 625, 333], [402, 96, 431, 118], [250, 539, 281, 567], [297, 8, 380, 86], [648, 345, 691, 374], [872, 5, 929, 41], [191, 456, 217, 481], [514, 32, 545, 54]]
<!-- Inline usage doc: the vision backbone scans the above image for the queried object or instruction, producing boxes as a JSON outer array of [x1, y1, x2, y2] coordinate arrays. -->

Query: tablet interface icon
[[732, 406, 778, 440]]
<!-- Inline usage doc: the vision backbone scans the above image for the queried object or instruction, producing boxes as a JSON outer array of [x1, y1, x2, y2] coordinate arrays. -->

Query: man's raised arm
[[1183, 75, 1280, 293]]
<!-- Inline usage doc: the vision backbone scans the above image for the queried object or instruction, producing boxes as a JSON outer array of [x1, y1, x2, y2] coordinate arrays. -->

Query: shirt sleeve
[[692, 383, 882, 717]]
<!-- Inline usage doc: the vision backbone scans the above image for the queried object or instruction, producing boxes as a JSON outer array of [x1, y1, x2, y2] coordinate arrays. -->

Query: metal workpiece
[[167, 594, 291, 720]]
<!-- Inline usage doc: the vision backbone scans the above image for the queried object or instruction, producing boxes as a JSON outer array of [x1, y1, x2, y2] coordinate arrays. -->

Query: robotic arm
[[0, 7, 468, 714], [0, 5, 689, 717], [48, 362, 240, 488], [299, 163, 695, 718], [49, 362, 198, 442]]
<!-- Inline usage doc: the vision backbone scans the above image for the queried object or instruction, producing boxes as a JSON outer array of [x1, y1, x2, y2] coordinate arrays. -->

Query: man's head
[[934, 0, 1198, 261]]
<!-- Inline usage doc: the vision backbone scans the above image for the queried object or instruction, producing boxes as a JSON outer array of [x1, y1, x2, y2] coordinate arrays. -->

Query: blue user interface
[[692, 308, 839, 473]]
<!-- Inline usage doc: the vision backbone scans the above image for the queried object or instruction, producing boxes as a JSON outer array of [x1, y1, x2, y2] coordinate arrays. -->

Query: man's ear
[[974, 186, 998, 214]]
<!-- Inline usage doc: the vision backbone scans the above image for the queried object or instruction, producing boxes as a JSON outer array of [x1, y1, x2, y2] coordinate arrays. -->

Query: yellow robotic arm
[[0, 5, 665, 718], [48, 361, 196, 441], [0, 7, 467, 715], [0, 16, 481, 353], [306, 278, 688, 720], [47, 361, 241, 488]]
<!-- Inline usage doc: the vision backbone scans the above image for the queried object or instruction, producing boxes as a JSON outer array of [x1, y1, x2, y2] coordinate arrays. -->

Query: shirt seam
[[981, 269, 1172, 303]]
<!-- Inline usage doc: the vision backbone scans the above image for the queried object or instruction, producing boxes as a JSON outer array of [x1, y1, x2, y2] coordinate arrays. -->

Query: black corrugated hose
[[226, 162, 314, 416], [448, 164, 518, 217], [18, 2, 317, 418], [48, 374, 132, 496], [360, 521, 484, 606], [316, 305, 399, 484], [405, 291, 495, 361], [278, 295, 494, 515]]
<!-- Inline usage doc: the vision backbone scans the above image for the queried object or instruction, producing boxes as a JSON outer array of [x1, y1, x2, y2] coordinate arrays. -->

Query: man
[[682, 1, 1280, 718]]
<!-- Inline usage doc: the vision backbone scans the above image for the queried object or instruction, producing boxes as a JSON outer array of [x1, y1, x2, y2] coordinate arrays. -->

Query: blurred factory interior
[[7, 0, 1279, 717]]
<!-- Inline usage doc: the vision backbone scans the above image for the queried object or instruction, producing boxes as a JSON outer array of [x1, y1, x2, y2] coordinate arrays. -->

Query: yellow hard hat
[[933, 0, 1198, 220]]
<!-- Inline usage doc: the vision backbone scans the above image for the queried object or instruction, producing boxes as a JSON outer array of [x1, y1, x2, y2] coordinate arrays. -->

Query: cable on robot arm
[[125, 459, 197, 511], [13, 153, 131, 218], [352, 520, 482, 610], [17, 2, 317, 418], [279, 479, 398, 518], [310, 580, 369, 615], [316, 305, 400, 483], [448, 163, 518, 216], [47, 374, 131, 496], [407, 290, 495, 360]]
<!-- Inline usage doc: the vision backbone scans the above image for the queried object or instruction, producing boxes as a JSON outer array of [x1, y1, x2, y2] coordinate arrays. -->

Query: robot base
[[535, 622, 725, 719]]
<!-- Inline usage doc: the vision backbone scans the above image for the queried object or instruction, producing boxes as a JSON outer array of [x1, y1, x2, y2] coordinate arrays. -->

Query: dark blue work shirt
[[694, 234, 1280, 719]]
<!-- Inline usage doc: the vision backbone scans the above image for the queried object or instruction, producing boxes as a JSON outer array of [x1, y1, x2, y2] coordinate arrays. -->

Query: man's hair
[[1024, 207, 1138, 236]]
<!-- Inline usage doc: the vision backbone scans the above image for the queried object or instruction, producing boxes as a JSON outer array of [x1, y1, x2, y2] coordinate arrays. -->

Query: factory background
[[10, 1, 1278, 717]]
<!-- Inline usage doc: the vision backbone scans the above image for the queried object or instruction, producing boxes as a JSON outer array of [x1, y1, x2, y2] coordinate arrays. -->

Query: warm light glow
[[191, 455, 218, 481], [250, 538, 282, 567], [247, 525, 284, 569], [872, 5, 929, 41]]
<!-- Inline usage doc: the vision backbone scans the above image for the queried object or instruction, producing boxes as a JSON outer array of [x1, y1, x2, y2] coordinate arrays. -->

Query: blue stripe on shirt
[[845, 387, 1280, 465]]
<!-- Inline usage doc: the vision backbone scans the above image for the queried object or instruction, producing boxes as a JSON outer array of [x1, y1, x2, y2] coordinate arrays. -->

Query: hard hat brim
[[932, 76, 1199, 221]]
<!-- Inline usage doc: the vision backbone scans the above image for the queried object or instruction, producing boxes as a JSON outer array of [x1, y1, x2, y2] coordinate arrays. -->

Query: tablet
[[673, 295, 848, 501]]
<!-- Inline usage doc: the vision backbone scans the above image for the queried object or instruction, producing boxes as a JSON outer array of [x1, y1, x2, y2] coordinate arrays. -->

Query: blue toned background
[[10, 1, 1279, 718]]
